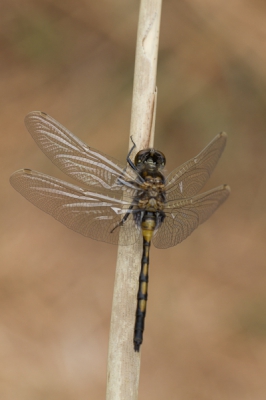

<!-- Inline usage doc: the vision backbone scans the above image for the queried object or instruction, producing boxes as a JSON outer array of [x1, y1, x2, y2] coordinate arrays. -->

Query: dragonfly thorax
[[140, 168, 165, 188], [138, 178, 166, 211]]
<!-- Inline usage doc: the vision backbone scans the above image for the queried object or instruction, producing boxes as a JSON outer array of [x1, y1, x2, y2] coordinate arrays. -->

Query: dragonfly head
[[134, 149, 166, 170]]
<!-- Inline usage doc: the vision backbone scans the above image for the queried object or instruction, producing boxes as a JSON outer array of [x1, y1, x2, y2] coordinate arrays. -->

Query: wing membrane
[[165, 132, 227, 200], [152, 185, 230, 249], [10, 169, 141, 245], [12, 114, 230, 248], [24, 111, 138, 190]]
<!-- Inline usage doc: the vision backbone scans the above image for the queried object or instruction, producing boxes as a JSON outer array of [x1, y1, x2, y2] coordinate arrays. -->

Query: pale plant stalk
[[106, 0, 162, 399]]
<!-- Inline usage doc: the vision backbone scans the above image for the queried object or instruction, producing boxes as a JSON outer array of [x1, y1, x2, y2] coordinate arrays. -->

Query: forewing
[[165, 132, 227, 200], [24, 111, 138, 190], [10, 169, 141, 245], [152, 185, 230, 249]]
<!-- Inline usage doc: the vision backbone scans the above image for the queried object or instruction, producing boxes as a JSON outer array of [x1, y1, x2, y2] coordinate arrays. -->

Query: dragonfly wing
[[10, 169, 141, 246], [152, 184, 230, 249], [165, 132, 227, 200], [24, 111, 138, 190]]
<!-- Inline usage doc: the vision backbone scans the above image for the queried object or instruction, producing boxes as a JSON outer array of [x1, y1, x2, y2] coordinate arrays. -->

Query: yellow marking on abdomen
[[141, 281, 147, 294], [142, 262, 148, 275], [139, 299, 146, 312]]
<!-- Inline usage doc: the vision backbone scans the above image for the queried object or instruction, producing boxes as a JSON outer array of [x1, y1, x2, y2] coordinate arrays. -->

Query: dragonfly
[[10, 111, 230, 351]]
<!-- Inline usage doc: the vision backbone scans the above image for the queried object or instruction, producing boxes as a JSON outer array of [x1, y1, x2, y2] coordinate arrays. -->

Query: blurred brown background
[[2, 0, 266, 399]]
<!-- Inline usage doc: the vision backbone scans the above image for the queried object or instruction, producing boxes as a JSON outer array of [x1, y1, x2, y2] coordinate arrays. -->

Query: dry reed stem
[[106, 0, 162, 399]]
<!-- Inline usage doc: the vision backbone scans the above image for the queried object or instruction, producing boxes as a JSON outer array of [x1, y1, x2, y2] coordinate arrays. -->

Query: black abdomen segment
[[134, 212, 156, 352]]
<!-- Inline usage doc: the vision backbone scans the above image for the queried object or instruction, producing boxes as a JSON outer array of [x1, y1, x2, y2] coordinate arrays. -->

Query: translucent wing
[[10, 169, 141, 245], [24, 111, 138, 191], [165, 132, 227, 200], [152, 185, 230, 249]]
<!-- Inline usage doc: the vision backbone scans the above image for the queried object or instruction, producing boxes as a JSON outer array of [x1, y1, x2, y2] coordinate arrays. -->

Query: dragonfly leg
[[110, 204, 134, 233], [126, 136, 137, 171], [115, 137, 138, 187]]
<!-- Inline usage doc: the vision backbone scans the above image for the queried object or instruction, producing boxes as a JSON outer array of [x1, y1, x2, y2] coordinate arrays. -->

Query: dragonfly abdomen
[[134, 212, 156, 351]]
